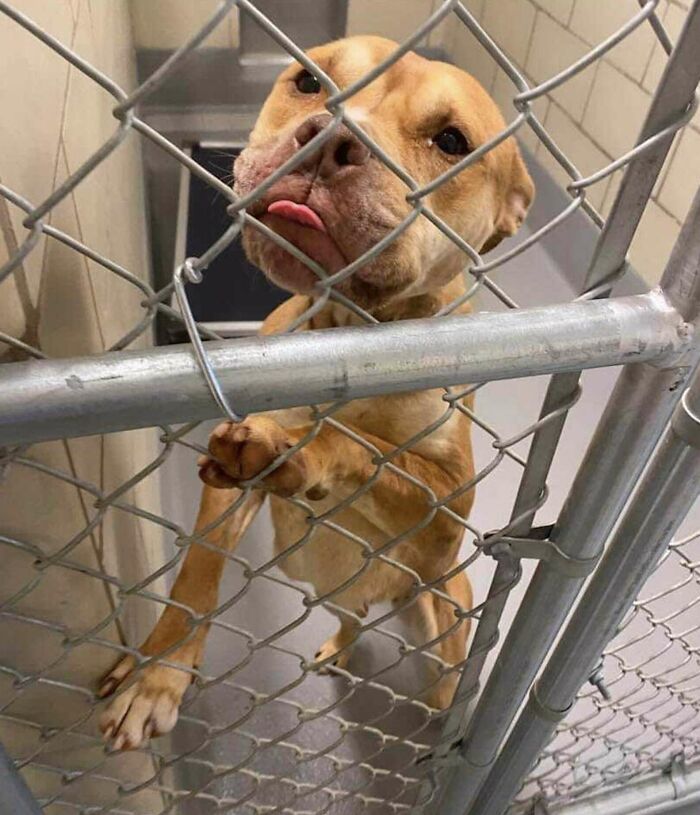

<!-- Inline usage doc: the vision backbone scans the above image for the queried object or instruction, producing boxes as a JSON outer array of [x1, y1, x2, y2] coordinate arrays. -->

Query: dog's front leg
[[200, 416, 473, 584], [98, 486, 264, 749]]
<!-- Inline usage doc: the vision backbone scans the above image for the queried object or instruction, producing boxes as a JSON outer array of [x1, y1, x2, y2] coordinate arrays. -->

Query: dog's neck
[[319, 273, 471, 328]]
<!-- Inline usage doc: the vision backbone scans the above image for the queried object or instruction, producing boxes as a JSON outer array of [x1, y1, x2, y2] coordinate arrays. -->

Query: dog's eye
[[295, 69, 322, 94], [433, 126, 470, 157]]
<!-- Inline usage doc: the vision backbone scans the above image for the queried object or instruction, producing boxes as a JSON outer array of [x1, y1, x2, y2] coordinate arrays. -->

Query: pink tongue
[[267, 200, 326, 232]]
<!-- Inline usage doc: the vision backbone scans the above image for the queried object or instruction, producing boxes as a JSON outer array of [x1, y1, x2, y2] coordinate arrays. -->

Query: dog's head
[[235, 36, 533, 313]]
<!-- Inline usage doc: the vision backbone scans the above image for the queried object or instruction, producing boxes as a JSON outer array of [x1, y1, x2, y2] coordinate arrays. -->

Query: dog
[[98, 35, 533, 750]]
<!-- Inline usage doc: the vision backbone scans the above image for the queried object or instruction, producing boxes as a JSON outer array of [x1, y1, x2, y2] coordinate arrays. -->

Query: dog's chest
[[270, 388, 465, 460]]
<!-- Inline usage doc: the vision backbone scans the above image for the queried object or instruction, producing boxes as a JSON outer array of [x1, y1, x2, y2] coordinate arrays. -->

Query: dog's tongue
[[267, 200, 326, 233]]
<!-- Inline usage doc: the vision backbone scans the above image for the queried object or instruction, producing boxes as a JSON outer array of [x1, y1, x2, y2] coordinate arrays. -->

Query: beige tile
[[37, 233, 105, 357], [0, 0, 75, 306], [569, 0, 661, 81], [541, 103, 612, 209], [99, 428, 167, 644], [0, 441, 112, 621], [525, 12, 597, 121], [0, 274, 27, 344], [37, 151, 105, 357], [448, 14, 499, 91], [85, 0, 137, 91], [0, 434, 167, 808], [518, 97, 550, 156], [129, 0, 234, 49], [426, 0, 452, 48], [642, 1, 687, 93], [599, 166, 622, 219], [460, 0, 487, 22], [582, 61, 652, 158], [629, 199, 680, 285], [657, 126, 700, 223], [62, 4, 151, 352], [65, 434, 103, 491], [229, 5, 241, 48], [70, 140, 151, 351], [0, 204, 39, 358], [533, 137, 570, 193], [533, 0, 574, 26], [491, 69, 548, 130], [0, 228, 28, 342], [482, 0, 537, 66]]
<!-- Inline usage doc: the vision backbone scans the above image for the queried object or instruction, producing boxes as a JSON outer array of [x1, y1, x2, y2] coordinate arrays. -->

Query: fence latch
[[482, 525, 601, 578], [588, 660, 611, 701]]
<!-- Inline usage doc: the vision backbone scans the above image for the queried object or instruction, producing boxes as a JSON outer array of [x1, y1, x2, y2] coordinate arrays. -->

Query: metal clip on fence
[[482, 525, 601, 579], [173, 254, 246, 423]]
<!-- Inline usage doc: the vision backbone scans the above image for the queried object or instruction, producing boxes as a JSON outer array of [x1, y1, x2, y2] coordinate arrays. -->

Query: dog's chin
[[244, 215, 345, 294], [243, 218, 413, 308]]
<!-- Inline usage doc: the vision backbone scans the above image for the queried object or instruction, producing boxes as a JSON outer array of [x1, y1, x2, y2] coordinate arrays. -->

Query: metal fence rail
[[1, 1, 700, 815]]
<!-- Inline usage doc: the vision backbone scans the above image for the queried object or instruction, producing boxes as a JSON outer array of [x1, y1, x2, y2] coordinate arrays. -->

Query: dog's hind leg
[[400, 566, 472, 710], [98, 487, 264, 749], [314, 613, 362, 672]]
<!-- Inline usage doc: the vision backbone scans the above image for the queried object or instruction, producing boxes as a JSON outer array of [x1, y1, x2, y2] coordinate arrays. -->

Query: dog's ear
[[482, 145, 534, 253]]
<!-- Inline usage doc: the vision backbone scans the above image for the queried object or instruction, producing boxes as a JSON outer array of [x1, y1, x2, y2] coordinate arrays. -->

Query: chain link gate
[[1, 1, 700, 814]]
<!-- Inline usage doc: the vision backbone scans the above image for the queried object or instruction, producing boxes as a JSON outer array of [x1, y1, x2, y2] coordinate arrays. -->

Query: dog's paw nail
[[97, 678, 118, 698], [112, 733, 126, 751], [211, 423, 231, 440]]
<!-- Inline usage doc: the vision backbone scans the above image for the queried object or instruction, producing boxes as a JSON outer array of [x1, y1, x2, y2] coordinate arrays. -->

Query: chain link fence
[[514, 524, 700, 812], [1, 1, 700, 814]]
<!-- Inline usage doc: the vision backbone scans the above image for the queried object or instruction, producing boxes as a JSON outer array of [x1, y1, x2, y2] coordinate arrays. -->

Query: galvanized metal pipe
[[431, 10, 700, 809], [0, 291, 689, 446], [434, 186, 700, 815], [551, 758, 700, 815], [436, 361, 694, 815], [469, 374, 700, 815]]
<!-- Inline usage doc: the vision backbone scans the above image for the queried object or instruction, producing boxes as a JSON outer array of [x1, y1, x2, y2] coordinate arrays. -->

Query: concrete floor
[[154, 159, 700, 814]]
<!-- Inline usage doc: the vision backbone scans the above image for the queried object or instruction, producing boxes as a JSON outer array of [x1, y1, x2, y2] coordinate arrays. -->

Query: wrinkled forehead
[[275, 37, 505, 146], [290, 36, 408, 94]]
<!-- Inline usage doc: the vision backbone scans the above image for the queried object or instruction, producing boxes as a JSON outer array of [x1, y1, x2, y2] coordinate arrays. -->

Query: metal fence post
[[468, 359, 700, 815], [434, 181, 700, 814], [430, 1, 700, 809]]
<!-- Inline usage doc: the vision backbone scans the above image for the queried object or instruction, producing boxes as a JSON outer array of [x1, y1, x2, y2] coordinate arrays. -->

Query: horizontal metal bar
[[552, 759, 700, 815], [0, 292, 690, 446]]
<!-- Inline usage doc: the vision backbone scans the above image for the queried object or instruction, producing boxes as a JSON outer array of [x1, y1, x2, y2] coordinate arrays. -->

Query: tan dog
[[99, 36, 533, 749]]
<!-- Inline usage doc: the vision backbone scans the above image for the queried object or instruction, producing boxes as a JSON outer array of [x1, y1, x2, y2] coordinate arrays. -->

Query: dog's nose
[[294, 114, 371, 177]]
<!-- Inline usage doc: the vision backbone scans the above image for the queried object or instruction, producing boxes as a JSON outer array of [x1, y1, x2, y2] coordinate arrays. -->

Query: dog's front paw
[[97, 653, 192, 750], [198, 417, 308, 497]]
